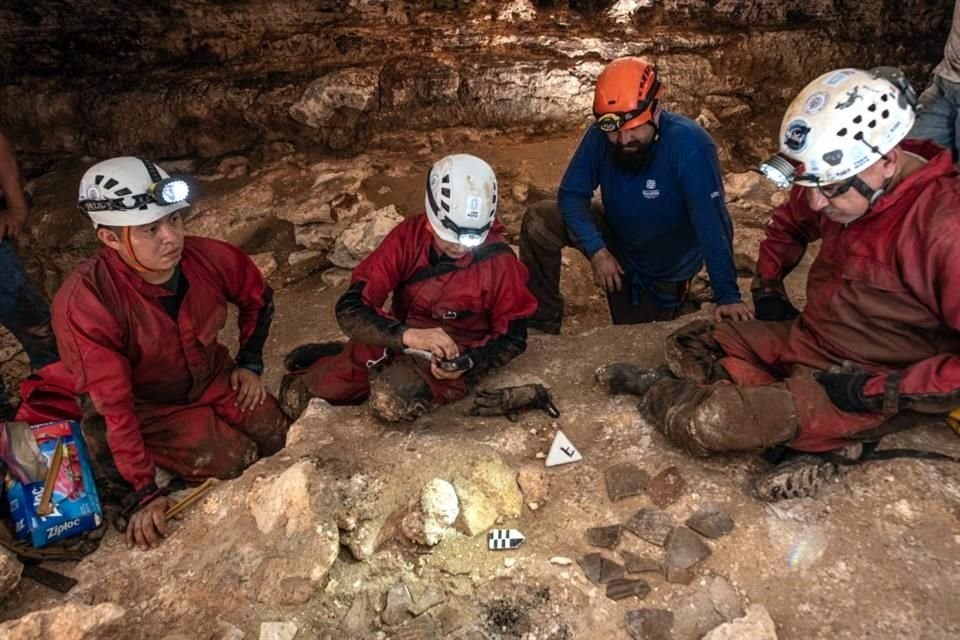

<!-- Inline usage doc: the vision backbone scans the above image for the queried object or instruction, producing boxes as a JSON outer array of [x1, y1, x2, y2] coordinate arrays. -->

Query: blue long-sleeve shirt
[[558, 111, 741, 307]]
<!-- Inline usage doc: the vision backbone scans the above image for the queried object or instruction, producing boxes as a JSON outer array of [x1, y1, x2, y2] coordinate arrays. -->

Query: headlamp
[[149, 178, 190, 206], [458, 233, 484, 248], [757, 154, 799, 189]]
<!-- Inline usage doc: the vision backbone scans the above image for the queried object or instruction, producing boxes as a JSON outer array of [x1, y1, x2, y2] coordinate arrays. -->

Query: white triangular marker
[[545, 430, 582, 467]]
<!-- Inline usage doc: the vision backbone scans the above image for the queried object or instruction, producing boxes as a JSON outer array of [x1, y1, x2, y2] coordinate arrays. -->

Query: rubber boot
[[639, 378, 800, 458], [753, 455, 845, 501], [594, 363, 674, 396]]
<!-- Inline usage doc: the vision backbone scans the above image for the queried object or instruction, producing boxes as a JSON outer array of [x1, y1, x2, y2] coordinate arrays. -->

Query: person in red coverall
[[280, 154, 538, 422], [596, 68, 960, 498], [16, 156, 289, 549]]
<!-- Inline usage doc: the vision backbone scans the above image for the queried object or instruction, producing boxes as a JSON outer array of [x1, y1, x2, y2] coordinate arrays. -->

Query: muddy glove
[[469, 384, 560, 421], [814, 371, 874, 413], [753, 290, 800, 322]]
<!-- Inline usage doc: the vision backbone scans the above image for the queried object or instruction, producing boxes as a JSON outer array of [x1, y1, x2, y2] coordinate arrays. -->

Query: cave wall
[[0, 0, 952, 159]]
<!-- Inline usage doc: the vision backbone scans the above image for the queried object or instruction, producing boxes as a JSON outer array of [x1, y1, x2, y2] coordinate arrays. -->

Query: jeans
[[0, 240, 58, 418], [909, 74, 960, 160]]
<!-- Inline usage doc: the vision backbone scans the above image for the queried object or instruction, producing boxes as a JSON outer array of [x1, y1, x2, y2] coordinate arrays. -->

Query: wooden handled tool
[[36, 438, 64, 517], [164, 478, 217, 520]]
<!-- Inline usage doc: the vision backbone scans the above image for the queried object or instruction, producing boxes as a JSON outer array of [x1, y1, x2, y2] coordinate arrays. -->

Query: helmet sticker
[[466, 195, 481, 219], [804, 92, 828, 115], [822, 150, 843, 166], [824, 69, 856, 86], [85, 185, 101, 201], [784, 120, 811, 153], [835, 87, 863, 110], [430, 173, 440, 189]]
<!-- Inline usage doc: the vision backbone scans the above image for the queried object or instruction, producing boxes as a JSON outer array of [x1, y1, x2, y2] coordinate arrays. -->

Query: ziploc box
[[5, 420, 102, 547]]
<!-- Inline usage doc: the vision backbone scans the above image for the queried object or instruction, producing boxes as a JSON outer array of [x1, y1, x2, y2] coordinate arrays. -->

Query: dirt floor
[[2, 129, 959, 639]]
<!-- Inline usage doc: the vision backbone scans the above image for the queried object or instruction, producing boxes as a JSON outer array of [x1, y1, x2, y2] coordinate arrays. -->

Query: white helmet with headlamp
[[78, 156, 190, 228], [758, 67, 916, 191], [424, 154, 498, 248]]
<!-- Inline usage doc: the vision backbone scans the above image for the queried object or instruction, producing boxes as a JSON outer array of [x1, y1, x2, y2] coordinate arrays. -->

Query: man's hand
[[230, 367, 266, 412], [0, 207, 27, 240], [126, 496, 172, 551], [430, 360, 466, 380], [402, 327, 459, 360], [714, 302, 754, 323], [590, 248, 623, 293]]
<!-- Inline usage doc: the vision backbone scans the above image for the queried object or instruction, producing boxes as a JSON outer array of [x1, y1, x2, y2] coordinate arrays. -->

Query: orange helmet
[[592, 57, 663, 133]]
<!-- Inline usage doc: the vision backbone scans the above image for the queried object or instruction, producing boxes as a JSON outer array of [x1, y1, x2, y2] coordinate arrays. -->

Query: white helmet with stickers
[[78, 156, 190, 228], [424, 154, 498, 247], [774, 68, 915, 187]]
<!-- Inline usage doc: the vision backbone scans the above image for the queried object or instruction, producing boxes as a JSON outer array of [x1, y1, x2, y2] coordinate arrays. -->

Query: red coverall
[[712, 140, 960, 451], [17, 237, 289, 500], [288, 214, 537, 419]]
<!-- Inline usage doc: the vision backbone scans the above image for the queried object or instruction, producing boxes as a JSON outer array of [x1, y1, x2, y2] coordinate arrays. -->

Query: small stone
[[647, 466, 686, 508], [342, 593, 372, 635], [278, 576, 313, 604], [702, 604, 777, 640], [606, 578, 651, 601], [535, 452, 546, 459], [550, 556, 573, 566], [686, 506, 734, 539], [392, 615, 441, 640], [605, 463, 650, 501], [624, 509, 675, 546], [383, 583, 414, 626], [625, 609, 674, 640], [504, 558, 517, 568], [408, 586, 446, 616], [586, 524, 622, 549], [622, 551, 660, 574], [0, 547, 23, 596], [578, 553, 625, 585], [216, 619, 245, 640], [528, 502, 540, 511], [666, 565, 695, 584], [259, 622, 298, 640], [664, 527, 712, 571], [516, 466, 549, 504], [433, 605, 467, 636]]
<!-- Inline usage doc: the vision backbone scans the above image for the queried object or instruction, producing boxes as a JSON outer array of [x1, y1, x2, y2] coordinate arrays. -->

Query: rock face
[[0, 1, 949, 157]]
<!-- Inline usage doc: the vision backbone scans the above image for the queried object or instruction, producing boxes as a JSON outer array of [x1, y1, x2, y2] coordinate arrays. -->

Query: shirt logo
[[642, 179, 660, 200]]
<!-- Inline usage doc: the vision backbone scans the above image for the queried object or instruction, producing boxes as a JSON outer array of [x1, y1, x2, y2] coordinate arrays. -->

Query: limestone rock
[[402, 478, 460, 546], [290, 68, 380, 129], [452, 455, 522, 536], [625, 608, 673, 640], [250, 252, 277, 279], [382, 583, 414, 626], [0, 602, 125, 640], [259, 621, 298, 640], [328, 205, 404, 269], [670, 576, 745, 640], [497, 0, 537, 22], [703, 604, 778, 640], [247, 461, 314, 536], [321, 267, 351, 288], [516, 465, 549, 505], [285, 398, 337, 447], [188, 180, 276, 246], [0, 546, 23, 596]]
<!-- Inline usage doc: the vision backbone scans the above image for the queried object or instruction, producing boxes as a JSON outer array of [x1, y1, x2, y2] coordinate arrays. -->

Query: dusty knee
[[683, 384, 799, 453], [368, 363, 432, 422], [664, 319, 726, 383]]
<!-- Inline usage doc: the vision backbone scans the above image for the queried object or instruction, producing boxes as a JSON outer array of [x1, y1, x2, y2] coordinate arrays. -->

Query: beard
[[612, 141, 655, 171]]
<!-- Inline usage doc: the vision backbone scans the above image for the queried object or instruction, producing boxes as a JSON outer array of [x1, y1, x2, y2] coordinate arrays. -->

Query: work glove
[[814, 370, 874, 413], [753, 291, 800, 322], [469, 384, 561, 421]]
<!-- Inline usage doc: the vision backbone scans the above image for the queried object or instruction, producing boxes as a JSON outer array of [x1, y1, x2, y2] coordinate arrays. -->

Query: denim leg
[[909, 75, 960, 159], [0, 241, 58, 369]]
